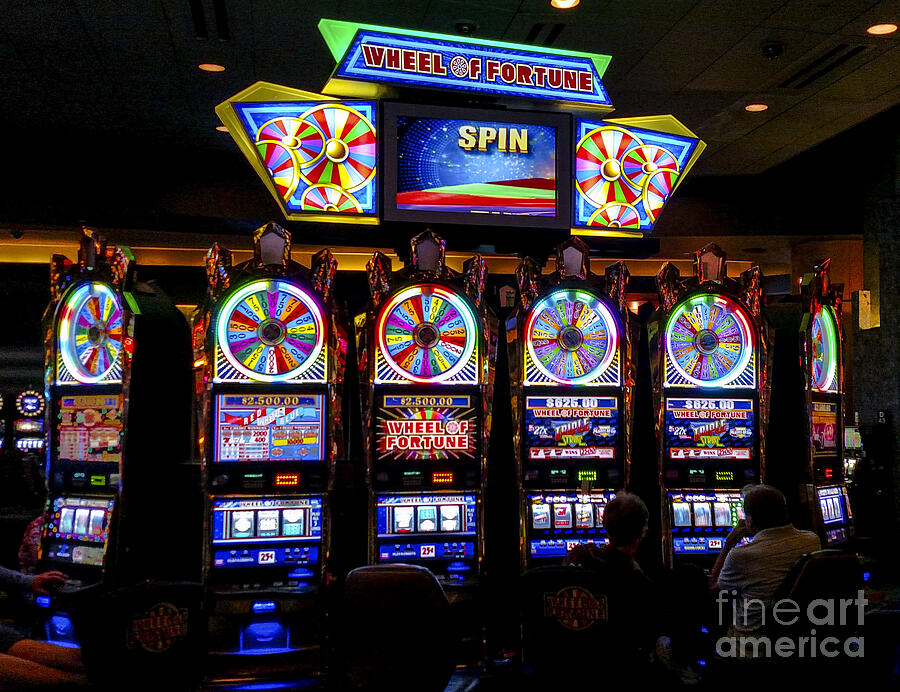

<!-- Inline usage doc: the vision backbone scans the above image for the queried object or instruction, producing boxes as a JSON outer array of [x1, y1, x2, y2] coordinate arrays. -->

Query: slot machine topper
[[800, 259, 852, 545], [650, 244, 771, 568], [38, 228, 194, 644], [356, 230, 497, 588], [193, 222, 347, 664], [507, 238, 634, 569]]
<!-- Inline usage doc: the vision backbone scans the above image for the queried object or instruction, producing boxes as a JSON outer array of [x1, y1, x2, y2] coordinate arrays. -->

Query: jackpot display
[[651, 244, 769, 567], [357, 231, 495, 587], [507, 239, 632, 570], [194, 223, 346, 666]]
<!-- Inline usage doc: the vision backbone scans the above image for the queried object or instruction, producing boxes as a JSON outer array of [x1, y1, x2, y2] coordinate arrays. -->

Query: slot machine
[[650, 244, 770, 568], [193, 222, 346, 670], [799, 259, 852, 544], [38, 228, 194, 644], [14, 390, 46, 454], [356, 230, 496, 589], [507, 238, 632, 569]]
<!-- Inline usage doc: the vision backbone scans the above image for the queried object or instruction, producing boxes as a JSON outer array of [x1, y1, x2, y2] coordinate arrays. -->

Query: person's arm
[[710, 522, 750, 588], [0, 563, 35, 590]]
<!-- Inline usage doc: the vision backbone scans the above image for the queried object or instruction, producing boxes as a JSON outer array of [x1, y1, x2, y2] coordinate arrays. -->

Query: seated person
[[0, 563, 87, 690], [711, 484, 821, 636]]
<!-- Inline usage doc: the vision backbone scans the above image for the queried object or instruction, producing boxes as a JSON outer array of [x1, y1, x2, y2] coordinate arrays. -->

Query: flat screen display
[[384, 103, 570, 228], [664, 398, 754, 460], [525, 396, 618, 459], [56, 395, 123, 463], [375, 394, 477, 461], [215, 394, 324, 463], [210, 496, 322, 570], [843, 426, 862, 451], [811, 400, 839, 455], [43, 496, 115, 567]]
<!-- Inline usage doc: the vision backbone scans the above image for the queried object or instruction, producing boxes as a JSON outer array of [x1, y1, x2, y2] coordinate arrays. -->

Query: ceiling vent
[[189, 0, 230, 40], [777, 43, 869, 90], [525, 23, 566, 46]]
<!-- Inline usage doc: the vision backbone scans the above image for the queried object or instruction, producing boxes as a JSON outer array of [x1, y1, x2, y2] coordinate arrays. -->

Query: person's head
[[742, 484, 790, 531], [603, 493, 649, 553]]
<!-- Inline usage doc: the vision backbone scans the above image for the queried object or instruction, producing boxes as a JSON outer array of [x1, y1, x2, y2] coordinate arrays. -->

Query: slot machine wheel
[[298, 104, 376, 192], [216, 280, 325, 382], [256, 117, 325, 166], [811, 305, 838, 391], [525, 289, 619, 385], [621, 144, 679, 190], [665, 294, 754, 387], [300, 184, 362, 213], [588, 202, 641, 229], [58, 282, 124, 384], [255, 141, 300, 201], [642, 169, 679, 222], [376, 285, 478, 384], [575, 126, 642, 208]]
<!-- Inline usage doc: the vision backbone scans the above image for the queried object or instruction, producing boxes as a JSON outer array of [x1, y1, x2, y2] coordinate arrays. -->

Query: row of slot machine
[[29, 226, 852, 672]]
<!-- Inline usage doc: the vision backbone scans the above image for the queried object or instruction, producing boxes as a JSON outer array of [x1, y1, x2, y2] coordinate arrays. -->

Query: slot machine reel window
[[524, 289, 620, 386], [215, 280, 326, 384], [375, 393, 478, 462], [210, 497, 322, 571], [817, 486, 848, 526], [215, 394, 325, 463], [525, 395, 618, 460], [528, 492, 615, 559], [669, 491, 746, 554], [43, 496, 115, 567], [56, 395, 123, 463], [375, 285, 479, 385], [810, 305, 839, 393], [376, 495, 476, 538], [664, 398, 755, 460], [56, 282, 124, 385], [664, 294, 755, 388]]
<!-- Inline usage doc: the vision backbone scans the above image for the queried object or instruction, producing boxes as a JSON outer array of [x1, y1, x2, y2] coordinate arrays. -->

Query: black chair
[[519, 565, 658, 686], [332, 564, 457, 692]]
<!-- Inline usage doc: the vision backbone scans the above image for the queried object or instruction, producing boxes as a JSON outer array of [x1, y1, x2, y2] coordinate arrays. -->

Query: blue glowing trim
[[252, 601, 277, 614], [334, 29, 612, 108], [36, 595, 51, 608], [863, 571, 871, 582]]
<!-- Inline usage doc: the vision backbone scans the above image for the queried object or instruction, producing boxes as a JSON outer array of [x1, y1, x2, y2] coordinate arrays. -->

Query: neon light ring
[[525, 289, 619, 385], [811, 305, 838, 391], [665, 294, 754, 387], [217, 280, 325, 382], [376, 285, 478, 384], [58, 282, 124, 384]]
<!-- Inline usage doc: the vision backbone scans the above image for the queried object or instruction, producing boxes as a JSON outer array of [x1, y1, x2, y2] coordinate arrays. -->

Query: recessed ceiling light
[[867, 23, 897, 35], [198, 63, 226, 72], [745, 103, 769, 112], [550, 0, 580, 8], [215, 125, 228, 132]]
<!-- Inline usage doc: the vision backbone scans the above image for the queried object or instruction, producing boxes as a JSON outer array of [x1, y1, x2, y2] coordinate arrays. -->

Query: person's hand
[[723, 520, 751, 548], [32, 570, 68, 594]]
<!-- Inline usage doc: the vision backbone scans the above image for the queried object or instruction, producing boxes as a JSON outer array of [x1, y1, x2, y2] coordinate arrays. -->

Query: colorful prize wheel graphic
[[811, 305, 839, 392], [57, 282, 124, 384], [376, 285, 478, 384], [299, 104, 376, 193], [216, 280, 326, 383], [300, 184, 362, 213], [665, 294, 755, 388], [575, 126, 642, 209], [255, 117, 326, 202], [525, 289, 619, 385]]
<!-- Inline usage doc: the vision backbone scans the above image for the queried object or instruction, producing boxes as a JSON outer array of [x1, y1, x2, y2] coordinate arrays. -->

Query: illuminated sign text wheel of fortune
[[665, 294, 754, 387], [377, 285, 478, 384], [525, 289, 618, 385], [218, 280, 325, 382], [58, 282, 124, 384], [811, 305, 838, 392]]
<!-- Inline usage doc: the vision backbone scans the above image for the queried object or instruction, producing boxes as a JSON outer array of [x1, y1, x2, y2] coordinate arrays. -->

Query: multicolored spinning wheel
[[665, 294, 754, 387], [811, 305, 838, 392], [525, 289, 619, 385], [256, 117, 325, 167], [575, 126, 642, 207], [588, 202, 641, 229], [377, 285, 478, 384], [217, 280, 325, 382], [300, 184, 361, 213], [621, 144, 679, 190], [58, 282, 124, 384], [255, 141, 299, 200], [643, 169, 679, 222], [298, 104, 376, 192]]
